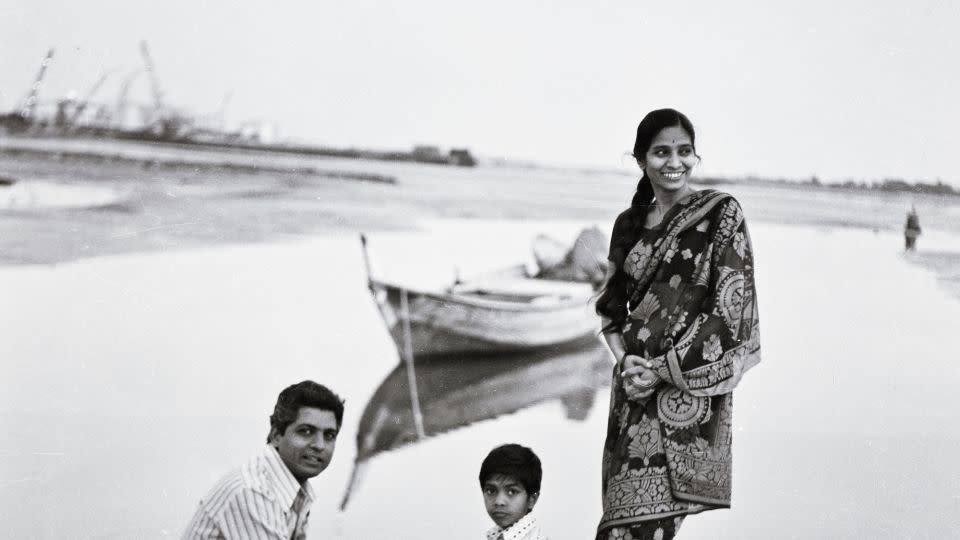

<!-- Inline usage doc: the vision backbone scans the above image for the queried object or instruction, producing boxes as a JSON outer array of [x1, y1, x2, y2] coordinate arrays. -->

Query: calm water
[[2, 139, 960, 539], [2, 136, 960, 264]]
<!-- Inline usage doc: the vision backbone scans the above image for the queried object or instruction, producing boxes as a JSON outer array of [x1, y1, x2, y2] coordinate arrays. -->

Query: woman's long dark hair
[[596, 109, 697, 332]]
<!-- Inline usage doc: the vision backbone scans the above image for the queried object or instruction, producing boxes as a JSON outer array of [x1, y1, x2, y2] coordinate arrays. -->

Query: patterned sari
[[596, 189, 761, 537]]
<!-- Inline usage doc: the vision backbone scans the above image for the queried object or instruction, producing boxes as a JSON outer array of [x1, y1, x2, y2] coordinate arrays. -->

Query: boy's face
[[482, 473, 539, 529]]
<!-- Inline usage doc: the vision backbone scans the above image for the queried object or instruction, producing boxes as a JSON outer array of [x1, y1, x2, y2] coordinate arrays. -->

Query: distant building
[[410, 145, 475, 167], [449, 148, 476, 167], [412, 145, 443, 161]]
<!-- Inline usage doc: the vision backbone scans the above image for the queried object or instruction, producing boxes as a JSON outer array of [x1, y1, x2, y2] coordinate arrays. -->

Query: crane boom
[[114, 69, 141, 127], [139, 40, 165, 114], [19, 49, 55, 119], [67, 71, 113, 126]]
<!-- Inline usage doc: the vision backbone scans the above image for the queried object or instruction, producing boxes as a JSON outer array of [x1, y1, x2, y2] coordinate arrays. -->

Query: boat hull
[[372, 280, 598, 357]]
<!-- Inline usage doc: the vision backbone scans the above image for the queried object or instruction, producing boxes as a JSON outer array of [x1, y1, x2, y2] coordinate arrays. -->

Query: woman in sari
[[594, 109, 761, 540]]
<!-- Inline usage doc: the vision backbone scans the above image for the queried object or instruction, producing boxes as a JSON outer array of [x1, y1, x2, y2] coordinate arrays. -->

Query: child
[[478, 444, 548, 540]]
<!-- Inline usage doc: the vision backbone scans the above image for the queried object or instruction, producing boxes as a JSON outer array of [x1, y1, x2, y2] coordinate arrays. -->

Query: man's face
[[270, 407, 339, 482]]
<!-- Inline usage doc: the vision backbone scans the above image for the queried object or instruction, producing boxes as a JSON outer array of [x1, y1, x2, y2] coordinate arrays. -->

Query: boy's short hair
[[267, 380, 345, 442], [478, 443, 542, 495]]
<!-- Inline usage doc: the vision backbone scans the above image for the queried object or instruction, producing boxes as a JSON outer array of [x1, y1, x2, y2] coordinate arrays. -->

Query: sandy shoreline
[[2, 218, 959, 539], [4, 135, 960, 267]]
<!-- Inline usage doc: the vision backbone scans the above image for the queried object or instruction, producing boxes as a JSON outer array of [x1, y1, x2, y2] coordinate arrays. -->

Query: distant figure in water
[[904, 206, 922, 251], [595, 109, 761, 539]]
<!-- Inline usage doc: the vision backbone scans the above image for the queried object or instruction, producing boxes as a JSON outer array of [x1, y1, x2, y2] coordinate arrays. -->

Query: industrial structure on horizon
[[0, 44, 476, 167]]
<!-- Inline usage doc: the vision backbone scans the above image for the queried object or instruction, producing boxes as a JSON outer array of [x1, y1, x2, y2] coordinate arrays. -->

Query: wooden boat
[[360, 229, 607, 357], [368, 276, 598, 357], [339, 338, 613, 509], [359, 227, 611, 356]]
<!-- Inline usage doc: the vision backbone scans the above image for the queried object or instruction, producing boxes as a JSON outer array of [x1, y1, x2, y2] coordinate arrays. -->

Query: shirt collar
[[262, 445, 316, 509], [485, 512, 539, 540]]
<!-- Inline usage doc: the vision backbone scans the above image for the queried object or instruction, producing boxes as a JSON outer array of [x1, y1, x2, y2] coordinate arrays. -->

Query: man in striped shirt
[[183, 381, 345, 540]]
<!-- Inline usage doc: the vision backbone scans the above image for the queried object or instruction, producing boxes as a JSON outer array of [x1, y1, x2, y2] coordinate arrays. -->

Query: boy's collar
[[485, 512, 538, 540]]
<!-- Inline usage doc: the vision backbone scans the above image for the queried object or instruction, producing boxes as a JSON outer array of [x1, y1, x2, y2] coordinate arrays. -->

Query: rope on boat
[[400, 288, 427, 440]]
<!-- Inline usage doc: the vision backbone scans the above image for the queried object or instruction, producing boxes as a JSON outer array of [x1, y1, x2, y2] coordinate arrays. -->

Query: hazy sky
[[3, 0, 959, 185]]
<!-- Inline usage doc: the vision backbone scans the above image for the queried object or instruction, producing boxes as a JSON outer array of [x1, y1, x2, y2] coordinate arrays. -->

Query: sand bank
[[1, 137, 396, 184], [3, 145, 960, 267], [1, 220, 959, 539], [0, 179, 123, 210]]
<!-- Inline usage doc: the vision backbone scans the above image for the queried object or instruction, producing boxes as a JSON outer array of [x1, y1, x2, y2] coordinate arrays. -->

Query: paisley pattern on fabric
[[656, 388, 711, 429], [597, 515, 685, 540], [627, 415, 662, 466], [626, 243, 654, 280], [714, 268, 744, 332], [597, 190, 760, 537], [663, 396, 735, 502], [630, 294, 661, 323]]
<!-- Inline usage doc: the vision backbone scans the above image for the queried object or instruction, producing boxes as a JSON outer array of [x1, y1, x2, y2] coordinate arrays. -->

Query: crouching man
[[183, 381, 345, 540]]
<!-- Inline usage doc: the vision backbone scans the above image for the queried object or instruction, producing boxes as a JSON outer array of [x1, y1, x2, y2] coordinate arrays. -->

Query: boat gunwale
[[369, 278, 595, 313]]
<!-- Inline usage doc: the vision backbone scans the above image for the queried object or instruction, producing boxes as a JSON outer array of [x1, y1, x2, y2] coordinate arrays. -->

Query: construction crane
[[65, 71, 113, 128], [20, 49, 53, 120], [113, 69, 141, 129], [139, 40, 165, 121], [138, 40, 192, 138], [18, 49, 55, 120], [0, 49, 55, 132]]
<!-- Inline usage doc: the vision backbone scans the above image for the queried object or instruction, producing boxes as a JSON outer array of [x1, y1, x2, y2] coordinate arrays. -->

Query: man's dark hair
[[267, 380, 345, 442], [478, 443, 542, 495]]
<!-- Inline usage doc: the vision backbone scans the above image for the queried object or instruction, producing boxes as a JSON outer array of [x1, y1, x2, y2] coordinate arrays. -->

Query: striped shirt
[[182, 445, 316, 540]]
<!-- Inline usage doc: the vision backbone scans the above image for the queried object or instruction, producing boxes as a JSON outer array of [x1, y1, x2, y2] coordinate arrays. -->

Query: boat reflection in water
[[340, 337, 612, 509]]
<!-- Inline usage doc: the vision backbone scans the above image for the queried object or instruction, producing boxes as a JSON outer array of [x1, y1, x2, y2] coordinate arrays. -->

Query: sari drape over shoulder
[[597, 189, 760, 533]]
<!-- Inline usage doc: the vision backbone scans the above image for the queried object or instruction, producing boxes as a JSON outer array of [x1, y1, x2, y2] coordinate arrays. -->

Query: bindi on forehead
[[652, 125, 691, 144]]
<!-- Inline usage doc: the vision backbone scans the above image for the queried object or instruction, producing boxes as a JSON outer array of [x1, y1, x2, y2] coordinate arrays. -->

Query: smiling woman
[[593, 109, 762, 540], [641, 125, 698, 207]]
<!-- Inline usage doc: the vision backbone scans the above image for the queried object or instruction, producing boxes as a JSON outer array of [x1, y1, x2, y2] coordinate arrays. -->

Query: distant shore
[[697, 174, 960, 199], [0, 138, 396, 184], [0, 129, 476, 167], [3, 136, 959, 266]]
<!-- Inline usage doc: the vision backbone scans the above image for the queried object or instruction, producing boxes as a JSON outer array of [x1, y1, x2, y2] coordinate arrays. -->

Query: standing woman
[[594, 109, 761, 540]]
